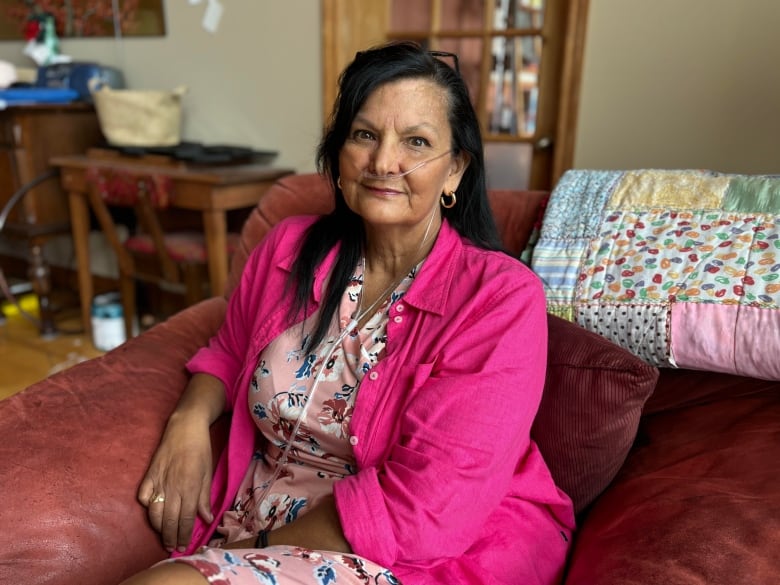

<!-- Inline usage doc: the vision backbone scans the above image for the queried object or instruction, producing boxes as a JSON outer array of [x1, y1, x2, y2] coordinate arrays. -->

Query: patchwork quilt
[[530, 169, 780, 380]]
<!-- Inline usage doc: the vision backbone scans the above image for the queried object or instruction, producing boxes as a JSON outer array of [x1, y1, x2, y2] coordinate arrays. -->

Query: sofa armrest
[[0, 296, 227, 585]]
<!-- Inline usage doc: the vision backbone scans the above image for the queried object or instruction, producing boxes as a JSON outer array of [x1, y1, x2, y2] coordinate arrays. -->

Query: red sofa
[[1, 174, 778, 585]]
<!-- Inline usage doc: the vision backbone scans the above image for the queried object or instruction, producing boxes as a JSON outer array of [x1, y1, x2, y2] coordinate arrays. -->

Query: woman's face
[[338, 78, 468, 235]]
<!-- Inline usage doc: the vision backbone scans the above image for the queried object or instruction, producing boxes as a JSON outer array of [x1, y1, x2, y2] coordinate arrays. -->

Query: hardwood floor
[[0, 296, 104, 401], [0, 274, 193, 401]]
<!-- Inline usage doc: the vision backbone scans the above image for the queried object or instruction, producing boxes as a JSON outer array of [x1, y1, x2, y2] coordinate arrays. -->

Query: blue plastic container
[[91, 292, 126, 351], [0, 87, 79, 106]]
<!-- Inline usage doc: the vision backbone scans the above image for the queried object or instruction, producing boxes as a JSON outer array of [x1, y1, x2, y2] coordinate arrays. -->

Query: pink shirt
[[185, 216, 575, 584]]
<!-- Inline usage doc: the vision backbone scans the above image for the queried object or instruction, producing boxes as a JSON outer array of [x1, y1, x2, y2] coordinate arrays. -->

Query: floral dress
[[167, 260, 420, 584]]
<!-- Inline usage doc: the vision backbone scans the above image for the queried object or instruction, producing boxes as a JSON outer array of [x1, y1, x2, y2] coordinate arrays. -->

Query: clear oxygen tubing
[[239, 315, 361, 528], [240, 191, 441, 529], [359, 149, 453, 181]]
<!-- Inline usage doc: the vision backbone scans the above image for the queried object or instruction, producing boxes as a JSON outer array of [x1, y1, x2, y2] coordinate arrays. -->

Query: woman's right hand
[[137, 373, 226, 552]]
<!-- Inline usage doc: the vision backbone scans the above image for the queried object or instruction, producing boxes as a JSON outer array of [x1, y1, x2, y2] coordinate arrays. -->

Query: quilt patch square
[[577, 302, 672, 367], [723, 176, 780, 214], [539, 170, 622, 240], [609, 170, 729, 210], [671, 302, 780, 380], [578, 209, 773, 306], [533, 239, 589, 303]]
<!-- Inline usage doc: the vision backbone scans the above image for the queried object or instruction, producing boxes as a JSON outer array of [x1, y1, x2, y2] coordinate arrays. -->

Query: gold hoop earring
[[337, 177, 343, 190], [440, 191, 457, 209]]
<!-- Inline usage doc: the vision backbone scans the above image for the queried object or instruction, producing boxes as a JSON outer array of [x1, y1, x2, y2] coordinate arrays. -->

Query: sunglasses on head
[[427, 50, 460, 74], [355, 48, 461, 75]]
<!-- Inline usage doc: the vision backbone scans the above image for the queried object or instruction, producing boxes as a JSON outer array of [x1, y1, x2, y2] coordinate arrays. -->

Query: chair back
[[84, 160, 219, 334]]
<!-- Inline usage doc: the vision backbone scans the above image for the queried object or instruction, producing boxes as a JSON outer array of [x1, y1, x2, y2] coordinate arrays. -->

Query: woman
[[122, 42, 574, 585]]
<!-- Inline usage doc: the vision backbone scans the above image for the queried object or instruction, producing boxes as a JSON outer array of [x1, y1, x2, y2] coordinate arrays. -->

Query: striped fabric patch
[[532, 239, 588, 303]]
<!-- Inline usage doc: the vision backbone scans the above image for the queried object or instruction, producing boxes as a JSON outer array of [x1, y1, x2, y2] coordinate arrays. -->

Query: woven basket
[[91, 83, 187, 147]]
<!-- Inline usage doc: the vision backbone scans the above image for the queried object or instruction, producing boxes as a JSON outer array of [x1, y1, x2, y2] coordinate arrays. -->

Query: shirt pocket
[[354, 361, 435, 467]]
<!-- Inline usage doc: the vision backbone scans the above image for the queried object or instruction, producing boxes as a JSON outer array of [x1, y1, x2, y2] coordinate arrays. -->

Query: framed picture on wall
[[0, 0, 166, 40]]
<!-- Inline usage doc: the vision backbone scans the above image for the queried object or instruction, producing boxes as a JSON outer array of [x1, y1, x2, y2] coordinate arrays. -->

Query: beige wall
[[0, 2, 322, 172], [575, 0, 780, 174]]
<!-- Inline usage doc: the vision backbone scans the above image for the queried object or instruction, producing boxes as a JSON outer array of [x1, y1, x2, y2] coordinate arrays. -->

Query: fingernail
[[177, 546, 186, 553]]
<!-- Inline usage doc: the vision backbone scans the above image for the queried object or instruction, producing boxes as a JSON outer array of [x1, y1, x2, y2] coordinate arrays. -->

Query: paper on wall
[[203, 0, 224, 33]]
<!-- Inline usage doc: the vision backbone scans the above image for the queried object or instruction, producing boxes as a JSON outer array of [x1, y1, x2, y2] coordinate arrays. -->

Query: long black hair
[[289, 41, 502, 351]]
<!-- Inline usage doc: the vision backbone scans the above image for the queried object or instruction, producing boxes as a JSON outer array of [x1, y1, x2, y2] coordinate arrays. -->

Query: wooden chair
[[84, 166, 238, 338]]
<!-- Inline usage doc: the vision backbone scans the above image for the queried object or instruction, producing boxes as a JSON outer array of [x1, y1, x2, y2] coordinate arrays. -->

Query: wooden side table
[[50, 151, 293, 335]]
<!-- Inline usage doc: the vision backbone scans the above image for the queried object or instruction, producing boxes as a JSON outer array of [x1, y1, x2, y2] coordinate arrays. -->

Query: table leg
[[67, 189, 93, 335], [28, 243, 57, 338], [202, 209, 228, 298]]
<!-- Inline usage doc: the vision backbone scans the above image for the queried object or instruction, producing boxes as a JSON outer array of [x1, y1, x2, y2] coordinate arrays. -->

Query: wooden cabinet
[[0, 103, 104, 334], [0, 104, 103, 233]]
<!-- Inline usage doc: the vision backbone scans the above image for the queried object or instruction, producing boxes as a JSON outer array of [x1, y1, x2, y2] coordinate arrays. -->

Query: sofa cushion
[[643, 366, 779, 415], [125, 231, 242, 262], [487, 189, 549, 257], [532, 314, 659, 515], [564, 388, 780, 585], [531, 169, 780, 381]]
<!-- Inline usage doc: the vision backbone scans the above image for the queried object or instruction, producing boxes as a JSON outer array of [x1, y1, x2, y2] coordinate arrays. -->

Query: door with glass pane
[[321, 0, 587, 190]]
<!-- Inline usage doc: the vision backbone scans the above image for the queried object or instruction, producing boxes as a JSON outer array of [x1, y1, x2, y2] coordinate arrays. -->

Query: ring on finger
[[150, 493, 166, 504]]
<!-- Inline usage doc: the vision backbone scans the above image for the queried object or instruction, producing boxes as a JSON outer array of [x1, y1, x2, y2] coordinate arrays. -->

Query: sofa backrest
[[226, 174, 335, 295], [226, 172, 549, 298]]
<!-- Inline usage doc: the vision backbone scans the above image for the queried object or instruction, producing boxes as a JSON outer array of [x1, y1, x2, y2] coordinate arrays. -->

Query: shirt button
[[349, 435, 359, 446], [393, 315, 403, 324], [369, 371, 379, 381], [396, 304, 404, 312]]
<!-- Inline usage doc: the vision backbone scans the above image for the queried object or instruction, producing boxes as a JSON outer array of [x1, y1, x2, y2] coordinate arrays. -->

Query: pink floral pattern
[[169, 546, 399, 584]]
